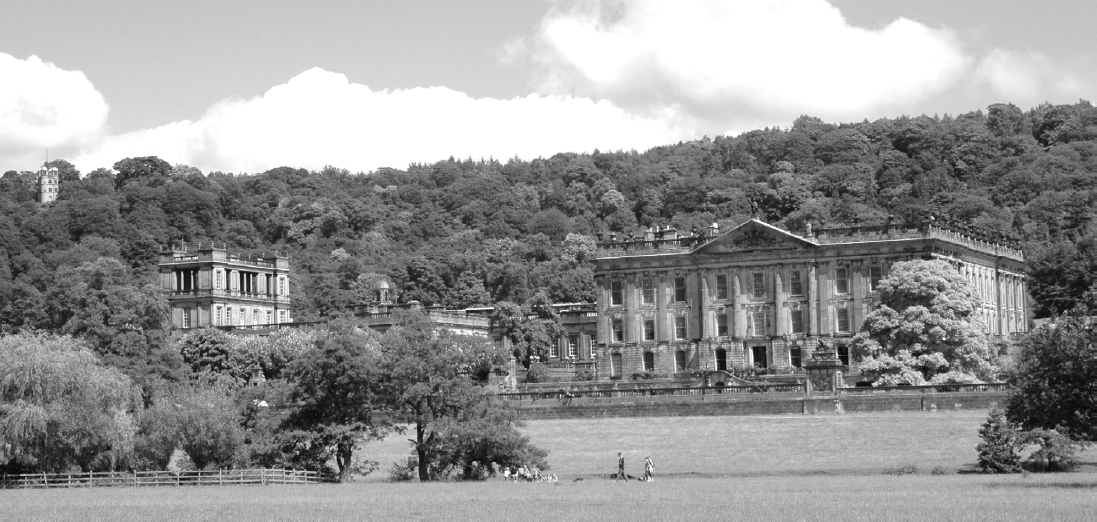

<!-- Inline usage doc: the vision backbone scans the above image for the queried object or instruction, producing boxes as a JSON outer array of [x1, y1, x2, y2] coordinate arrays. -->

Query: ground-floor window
[[837, 345, 850, 366], [568, 334, 579, 358], [716, 349, 727, 371], [751, 345, 767, 368], [182, 309, 190, 328], [611, 353, 622, 378], [675, 350, 686, 372], [790, 346, 802, 368], [643, 352, 655, 372]]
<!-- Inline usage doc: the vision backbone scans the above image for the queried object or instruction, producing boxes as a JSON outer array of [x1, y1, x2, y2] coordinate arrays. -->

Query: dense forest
[[1, 100, 1096, 376]]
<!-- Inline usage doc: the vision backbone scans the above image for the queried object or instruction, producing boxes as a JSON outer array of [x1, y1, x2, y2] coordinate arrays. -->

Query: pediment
[[693, 219, 816, 255]]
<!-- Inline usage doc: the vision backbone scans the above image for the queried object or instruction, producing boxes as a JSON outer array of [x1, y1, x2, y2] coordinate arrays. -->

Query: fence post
[[43, 472, 47, 488], [261, 468, 266, 486], [219, 468, 223, 486]]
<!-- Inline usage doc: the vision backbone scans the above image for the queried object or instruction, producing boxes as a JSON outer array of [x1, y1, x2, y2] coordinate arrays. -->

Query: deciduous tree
[[851, 259, 997, 385]]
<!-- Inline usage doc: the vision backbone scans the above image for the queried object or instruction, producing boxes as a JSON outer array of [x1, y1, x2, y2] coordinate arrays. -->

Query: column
[[773, 267, 785, 336], [807, 263, 816, 335]]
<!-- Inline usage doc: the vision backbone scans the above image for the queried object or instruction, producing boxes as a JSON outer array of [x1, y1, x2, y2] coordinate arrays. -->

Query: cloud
[[72, 68, 687, 173], [523, 0, 972, 132], [972, 50, 1096, 107], [0, 53, 108, 170]]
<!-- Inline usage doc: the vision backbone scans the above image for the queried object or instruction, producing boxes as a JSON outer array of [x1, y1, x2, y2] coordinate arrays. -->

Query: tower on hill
[[37, 165, 59, 204]]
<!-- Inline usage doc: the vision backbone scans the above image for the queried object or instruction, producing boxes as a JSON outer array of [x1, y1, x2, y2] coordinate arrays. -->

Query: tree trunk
[[336, 445, 352, 483], [416, 422, 430, 481]]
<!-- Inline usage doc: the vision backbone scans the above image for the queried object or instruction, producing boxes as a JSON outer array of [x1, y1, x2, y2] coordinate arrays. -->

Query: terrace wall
[[500, 384, 1008, 420]]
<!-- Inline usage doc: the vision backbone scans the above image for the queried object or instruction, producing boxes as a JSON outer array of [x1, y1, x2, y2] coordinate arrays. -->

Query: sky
[[1, 0, 1095, 175]]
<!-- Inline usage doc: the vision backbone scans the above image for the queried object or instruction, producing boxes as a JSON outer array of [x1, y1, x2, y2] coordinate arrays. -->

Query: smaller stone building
[[159, 242, 291, 330]]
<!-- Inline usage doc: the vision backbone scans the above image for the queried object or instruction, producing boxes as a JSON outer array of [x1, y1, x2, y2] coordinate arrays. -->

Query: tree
[[850, 259, 997, 385], [44, 257, 178, 384], [282, 321, 390, 482], [377, 311, 546, 481], [0, 333, 141, 473], [136, 383, 246, 470], [490, 291, 566, 367], [1006, 311, 1097, 441]]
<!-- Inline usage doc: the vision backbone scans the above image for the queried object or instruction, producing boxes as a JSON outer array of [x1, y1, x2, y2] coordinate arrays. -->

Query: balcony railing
[[163, 289, 290, 302]]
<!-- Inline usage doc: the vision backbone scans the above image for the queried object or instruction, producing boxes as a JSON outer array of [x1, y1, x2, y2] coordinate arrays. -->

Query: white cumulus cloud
[[72, 67, 687, 173], [522, 0, 972, 132], [0, 53, 108, 171]]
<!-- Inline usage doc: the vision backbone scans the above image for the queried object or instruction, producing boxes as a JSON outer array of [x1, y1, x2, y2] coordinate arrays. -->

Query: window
[[641, 278, 655, 305], [752, 273, 765, 298], [715, 349, 727, 371], [612, 319, 623, 342], [253, 309, 260, 325], [279, 278, 285, 296], [716, 313, 728, 337], [869, 266, 882, 292], [588, 338, 595, 359], [674, 350, 687, 371], [568, 334, 579, 358], [643, 352, 655, 372], [790, 309, 804, 334], [550, 342, 559, 359], [182, 309, 191, 328], [674, 277, 687, 302], [716, 274, 728, 300], [837, 345, 850, 366], [790, 346, 802, 368], [610, 281, 623, 306], [215, 271, 222, 290], [836, 307, 850, 333], [674, 316, 687, 340], [611, 353, 622, 378], [835, 268, 849, 295], [750, 311, 766, 337], [790, 270, 803, 296], [215, 307, 222, 326], [643, 319, 656, 341]]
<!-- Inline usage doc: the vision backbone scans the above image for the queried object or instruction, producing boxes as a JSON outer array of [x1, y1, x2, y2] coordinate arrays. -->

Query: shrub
[[1019, 428, 1085, 472], [883, 464, 918, 475], [976, 408, 1022, 473], [574, 370, 594, 381], [930, 466, 949, 475], [525, 362, 550, 383], [388, 461, 417, 482]]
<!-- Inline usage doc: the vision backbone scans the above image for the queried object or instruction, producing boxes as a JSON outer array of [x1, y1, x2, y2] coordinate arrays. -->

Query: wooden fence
[[0, 468, 322, 489]]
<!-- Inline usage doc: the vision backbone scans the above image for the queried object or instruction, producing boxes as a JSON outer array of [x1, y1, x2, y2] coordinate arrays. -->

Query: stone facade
[[592, 218, 1028, 381], [159, 243, 291, 330]]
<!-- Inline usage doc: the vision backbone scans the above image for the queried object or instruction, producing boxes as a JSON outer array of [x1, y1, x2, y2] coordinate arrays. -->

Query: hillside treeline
[[2, 101, 1096, 355]]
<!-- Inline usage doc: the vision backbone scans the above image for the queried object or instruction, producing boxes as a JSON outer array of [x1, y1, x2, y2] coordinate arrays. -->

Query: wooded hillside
[[2, 100, 1095, 348]]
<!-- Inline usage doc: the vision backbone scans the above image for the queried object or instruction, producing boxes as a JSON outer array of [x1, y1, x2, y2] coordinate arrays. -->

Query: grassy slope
[[4, 411, 1095, 520]]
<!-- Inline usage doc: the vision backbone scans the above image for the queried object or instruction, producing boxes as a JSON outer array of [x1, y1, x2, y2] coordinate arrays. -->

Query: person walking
[[643, 456, 654, 482], [615, 452, 627, 481]]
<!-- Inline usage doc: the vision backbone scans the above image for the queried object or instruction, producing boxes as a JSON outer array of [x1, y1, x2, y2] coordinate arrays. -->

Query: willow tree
[[0, 332, 141, 473], [850, 259, 997, 385]]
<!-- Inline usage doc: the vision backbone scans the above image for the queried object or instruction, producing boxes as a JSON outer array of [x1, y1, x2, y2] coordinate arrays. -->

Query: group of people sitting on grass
[[502, 465, 559, 483]]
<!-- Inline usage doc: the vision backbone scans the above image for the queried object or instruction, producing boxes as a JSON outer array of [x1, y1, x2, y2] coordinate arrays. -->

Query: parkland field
[[4, 411, 1095, 520]]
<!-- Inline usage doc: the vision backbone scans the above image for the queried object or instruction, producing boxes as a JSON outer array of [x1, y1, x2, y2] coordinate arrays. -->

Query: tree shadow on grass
[[984, 482, 1097, 489]]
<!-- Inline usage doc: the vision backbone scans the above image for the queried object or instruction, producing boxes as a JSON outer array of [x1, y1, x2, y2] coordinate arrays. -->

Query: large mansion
[[590, 218, 1028, 380]]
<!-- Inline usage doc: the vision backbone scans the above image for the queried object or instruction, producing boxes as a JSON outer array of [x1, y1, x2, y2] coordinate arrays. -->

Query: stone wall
[[506, 391, 1007, 420]]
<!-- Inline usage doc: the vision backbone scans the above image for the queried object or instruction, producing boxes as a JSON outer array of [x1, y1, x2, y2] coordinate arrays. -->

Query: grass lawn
[[4, 411, 1094, 520]]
